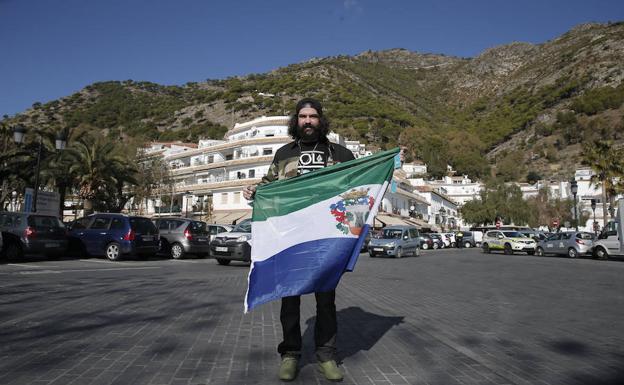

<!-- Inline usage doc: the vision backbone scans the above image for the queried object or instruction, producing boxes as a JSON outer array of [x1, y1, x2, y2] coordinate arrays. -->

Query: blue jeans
[[277, 290, 337, 362]]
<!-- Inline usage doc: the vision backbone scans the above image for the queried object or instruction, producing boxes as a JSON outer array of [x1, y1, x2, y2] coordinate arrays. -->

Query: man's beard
[[298, 123, 321, 143]]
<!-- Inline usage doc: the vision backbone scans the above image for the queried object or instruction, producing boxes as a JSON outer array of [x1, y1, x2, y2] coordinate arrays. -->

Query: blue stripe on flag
[[345, 224, 370, 272], [246, 237, 357, 311]]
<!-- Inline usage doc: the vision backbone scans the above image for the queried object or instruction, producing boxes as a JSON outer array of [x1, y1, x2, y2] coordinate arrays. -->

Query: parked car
[[360, 230, 372, 252], [0, 211, 68, 260], [153, 218, 229, 259], [536, 231, 594, 258], [68, 213, 159, 261], [441, 232, 455, 247], [210, 219, 251, 265], [520, 230, 550, 242], [426, 233, 445, 249], [368, 225, 420, 258], [481, 230, 536, 255], [418, 234, 435, 250], [455, 231, 482, 248]]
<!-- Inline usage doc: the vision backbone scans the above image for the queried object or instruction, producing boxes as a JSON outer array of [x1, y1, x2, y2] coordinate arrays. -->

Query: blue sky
[[1, 0, 623, 116]]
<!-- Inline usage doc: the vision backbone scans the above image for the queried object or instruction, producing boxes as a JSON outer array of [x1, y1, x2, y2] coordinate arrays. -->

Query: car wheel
[[567, 247, 578, 258], [396, 247, 403, 258], [422, 243, 429, 250], [527, 250, 535, 255], [503, 243, 513, 255], [432, 243, 438, 250], [216, 258, 231, 266], [171, 243, 185, 259], [415, 246, 420, 257], [105, 242, 121, 261], [5, 242, 23, 260], [594, 246, 608, 260], [450, 242, 456, 248], [482, 243, 490, 254], [464, 241, 471, 248], [536, 247, 545, 256]]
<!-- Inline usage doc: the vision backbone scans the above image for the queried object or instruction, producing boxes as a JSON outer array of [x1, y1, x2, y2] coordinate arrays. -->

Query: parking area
[[1, 248, 624, 385]]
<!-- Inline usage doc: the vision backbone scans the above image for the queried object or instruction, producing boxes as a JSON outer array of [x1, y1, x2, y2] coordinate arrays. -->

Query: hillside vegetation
[[4, 22, 624, 182]]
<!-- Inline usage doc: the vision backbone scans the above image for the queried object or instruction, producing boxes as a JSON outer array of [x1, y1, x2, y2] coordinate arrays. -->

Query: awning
[[375, 214, 412, 227], [210, 211, 251, 225]]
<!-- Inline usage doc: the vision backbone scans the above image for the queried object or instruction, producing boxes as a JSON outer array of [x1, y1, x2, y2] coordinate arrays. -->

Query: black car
[[0, 211, 68, 260], [210, 219, 251, 265], [154, 217, 229, 259]]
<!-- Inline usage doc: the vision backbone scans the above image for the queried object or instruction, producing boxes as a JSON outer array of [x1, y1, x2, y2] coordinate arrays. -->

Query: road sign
[[552, 219, 559, 227], [496, 220, 501, 229]]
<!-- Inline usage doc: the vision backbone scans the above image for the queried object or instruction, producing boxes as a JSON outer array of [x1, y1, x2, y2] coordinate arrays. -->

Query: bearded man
[[243, 98, 354, 382]]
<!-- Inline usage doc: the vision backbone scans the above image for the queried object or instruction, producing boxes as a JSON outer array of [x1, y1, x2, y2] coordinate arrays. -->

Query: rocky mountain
[[4, 22, 624, 182]]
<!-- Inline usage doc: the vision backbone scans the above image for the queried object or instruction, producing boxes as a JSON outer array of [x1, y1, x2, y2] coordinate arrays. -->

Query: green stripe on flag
[[252, 148, 399, 221]]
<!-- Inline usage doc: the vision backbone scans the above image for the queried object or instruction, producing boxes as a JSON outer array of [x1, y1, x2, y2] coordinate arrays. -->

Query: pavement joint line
[[6, 263, 58, 268], [79, 259, 136, 264], [11, 266, 162, 275]]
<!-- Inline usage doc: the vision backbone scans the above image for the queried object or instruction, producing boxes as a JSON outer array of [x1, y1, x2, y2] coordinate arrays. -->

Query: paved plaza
[[1, 249, 623, 385]]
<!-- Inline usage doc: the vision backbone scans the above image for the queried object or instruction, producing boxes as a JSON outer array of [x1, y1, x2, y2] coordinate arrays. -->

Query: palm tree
[[68, 133, 137, 215], [581, 140, 624, 227]]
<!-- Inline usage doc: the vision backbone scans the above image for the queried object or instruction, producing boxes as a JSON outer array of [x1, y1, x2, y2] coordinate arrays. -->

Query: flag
[[244, 148, 399, 312]]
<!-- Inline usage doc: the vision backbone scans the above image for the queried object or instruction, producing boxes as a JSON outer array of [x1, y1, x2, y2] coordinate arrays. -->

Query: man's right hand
[[243, 184, 257, 200]]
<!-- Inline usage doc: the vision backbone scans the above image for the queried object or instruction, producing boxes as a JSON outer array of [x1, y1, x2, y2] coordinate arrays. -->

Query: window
[[90, 217, 111, 230], [158, 220, 170, 230], [409, 228, 419, 238], [208, 155, 214, 163], [233, 192, 241, 204], [110, 218, 125, 230], [249, 169, 255, 178], [562, 233, 572, 240], [262, 148, 273, 155], [72, 217, 92, 230], [225, 154, 233, 160]]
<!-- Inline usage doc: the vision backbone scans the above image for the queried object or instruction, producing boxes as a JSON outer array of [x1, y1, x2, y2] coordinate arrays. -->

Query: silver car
[[536, 231, 594, 258], [368, 225, 420, 258]]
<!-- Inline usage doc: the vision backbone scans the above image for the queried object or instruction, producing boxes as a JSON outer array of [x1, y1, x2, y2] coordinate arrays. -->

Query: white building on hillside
[[140, 116, 369, 224], [408, 175, 483, 207], [413, 186, 459, 231]]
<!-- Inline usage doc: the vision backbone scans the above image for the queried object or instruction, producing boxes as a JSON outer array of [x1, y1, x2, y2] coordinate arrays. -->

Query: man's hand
[[243, 184, 257, 200]]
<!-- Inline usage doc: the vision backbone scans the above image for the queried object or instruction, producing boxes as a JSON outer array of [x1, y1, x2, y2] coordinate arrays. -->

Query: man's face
[[297, 107, 320, 141]]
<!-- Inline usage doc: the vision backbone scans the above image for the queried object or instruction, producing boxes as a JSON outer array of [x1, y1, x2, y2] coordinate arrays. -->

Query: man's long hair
[[287, 98, 330, 142]]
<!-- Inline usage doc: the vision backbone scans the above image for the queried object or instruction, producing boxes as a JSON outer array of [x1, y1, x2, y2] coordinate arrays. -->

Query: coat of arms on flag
[[244, 148, 399, 312]]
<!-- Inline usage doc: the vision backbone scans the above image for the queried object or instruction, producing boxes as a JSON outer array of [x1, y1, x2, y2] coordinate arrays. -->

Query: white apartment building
[[142, 116, 372, 224], [408, 175, 483, 208], [413, 186, 459, 231]]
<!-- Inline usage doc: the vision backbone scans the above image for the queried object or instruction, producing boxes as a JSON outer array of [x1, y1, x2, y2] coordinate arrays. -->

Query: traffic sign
[[552, 219, 559, 227]]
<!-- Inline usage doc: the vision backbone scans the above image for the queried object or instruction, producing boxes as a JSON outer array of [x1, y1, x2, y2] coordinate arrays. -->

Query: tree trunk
[[84, 199, 93, 215], [602, 181, 608, 227]]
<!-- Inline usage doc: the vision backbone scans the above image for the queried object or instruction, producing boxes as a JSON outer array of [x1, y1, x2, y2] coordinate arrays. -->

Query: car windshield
[[576, 232, 594, 240], [430, 234, 440, 239], [381, 229, 403, 239], [232, 219, 251, 233], [28, 215, 64, 229], [502, 231, 524, 238]]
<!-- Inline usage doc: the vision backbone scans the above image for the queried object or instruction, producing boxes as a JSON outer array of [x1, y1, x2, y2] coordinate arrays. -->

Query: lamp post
[[591, 199, 597, 236], [184, 191, 191, 218], [570, 179, 578, 231], [13, 125, 67, 213]]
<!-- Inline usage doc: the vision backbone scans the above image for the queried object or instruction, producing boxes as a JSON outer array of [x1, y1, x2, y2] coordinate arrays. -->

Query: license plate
[[142, 235, 153, 241], [196, 238, 206, 242], [45, 242, 59, 248], [373, 248, 383, 251], [216, 246, 228, 252]]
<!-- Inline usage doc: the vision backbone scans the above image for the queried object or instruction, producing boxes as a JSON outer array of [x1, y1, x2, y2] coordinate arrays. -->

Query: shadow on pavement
[[300, 306, 404, 365]]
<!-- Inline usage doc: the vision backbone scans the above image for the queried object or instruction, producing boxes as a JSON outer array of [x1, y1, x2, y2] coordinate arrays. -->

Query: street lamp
[[591, 199, 597, 236], [13, 125, 67, 213], [570, 178, 578, 231]]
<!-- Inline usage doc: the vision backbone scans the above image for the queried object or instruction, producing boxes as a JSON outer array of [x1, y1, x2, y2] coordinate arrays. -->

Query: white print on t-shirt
[[298, 150, 326, 175]]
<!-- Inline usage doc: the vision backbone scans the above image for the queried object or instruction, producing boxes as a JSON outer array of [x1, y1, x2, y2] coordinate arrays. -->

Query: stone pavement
[[1, 249, 623, 385]]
